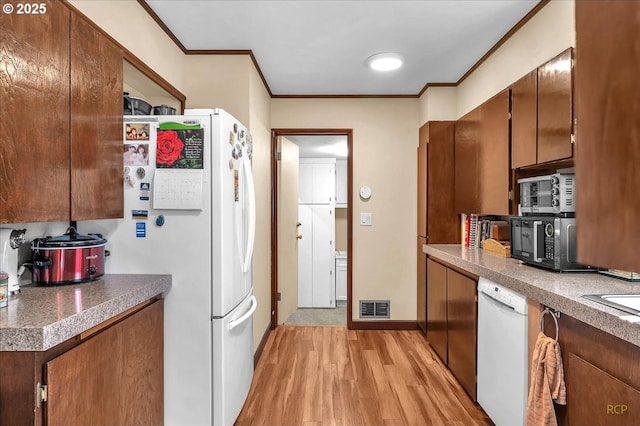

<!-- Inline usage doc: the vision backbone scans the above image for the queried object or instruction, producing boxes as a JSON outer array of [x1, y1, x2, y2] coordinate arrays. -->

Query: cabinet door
[[45, 300, 163, 426], [70, 13, 124, 220], [426, 259, 447, 364], [335, 160, 348, 207], [417, 237, 427, 333], [567, 353, 640, 426], [425, 122, 458, 243], [312, 162, 335, 204], [335, 256, 347, 303], [575, 2, 640, 272], [537, 48, 573, 164], [455, 91, 510, 215], [297, 204, 335, 308], [311, 205, 334, 308], [479, 90, 510, 215], [298, 164, 314, 204], [511, 70, 538, 168], [298, 204, 313, 307], [0, 0, 70, 223], [454, 109, 481, 214], [446, 268, 477, 401], [298, 161, 336, 204], [417, 124, 428, 237]]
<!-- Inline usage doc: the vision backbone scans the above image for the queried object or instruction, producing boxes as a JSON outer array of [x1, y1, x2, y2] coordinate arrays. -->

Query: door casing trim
[[270, 128, 353, 329]]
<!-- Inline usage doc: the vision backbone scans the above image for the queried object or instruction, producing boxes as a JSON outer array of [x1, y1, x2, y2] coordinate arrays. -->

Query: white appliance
[[0, 228, 27, 294], [96, 108, 256, 426], [335, 250, 347, 306], [477, 277, 528, 426]]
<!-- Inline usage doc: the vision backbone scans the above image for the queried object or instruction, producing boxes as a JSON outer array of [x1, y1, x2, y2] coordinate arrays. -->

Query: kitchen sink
[[583, 294, 640, 316]]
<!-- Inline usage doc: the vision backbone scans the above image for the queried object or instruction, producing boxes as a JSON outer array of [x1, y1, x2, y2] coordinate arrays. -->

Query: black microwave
[[510, 216, 594, 272]]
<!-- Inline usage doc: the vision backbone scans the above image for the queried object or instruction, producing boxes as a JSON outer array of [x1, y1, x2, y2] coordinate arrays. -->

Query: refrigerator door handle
[[227, 296, 258, 330], [242, 154, 256, 273]]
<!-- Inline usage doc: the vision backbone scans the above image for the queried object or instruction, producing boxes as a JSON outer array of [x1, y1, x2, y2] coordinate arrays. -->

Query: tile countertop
[[0, 274, 172, 351], [424, 244, 640, 348]]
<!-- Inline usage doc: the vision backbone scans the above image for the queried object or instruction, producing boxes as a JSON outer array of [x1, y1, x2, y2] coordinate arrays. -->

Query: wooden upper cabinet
[[479, 90, 510, 215], [537, 48, 573, 164], [71, 14, 124, 220], [455, 90, 510, 215], [417, 125, 428, 237], [454, 108, 481, 214], [511, 70, 538, 168], [418, 121, 458, 243], [575, 2, 640, 272], [0, 2, 124, 223], [0, 0, 71, 223]]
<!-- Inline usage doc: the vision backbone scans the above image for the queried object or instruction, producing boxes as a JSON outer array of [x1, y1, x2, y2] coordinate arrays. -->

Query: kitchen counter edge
[[0, 274, 172, 351], [424, 244, 640, 347]]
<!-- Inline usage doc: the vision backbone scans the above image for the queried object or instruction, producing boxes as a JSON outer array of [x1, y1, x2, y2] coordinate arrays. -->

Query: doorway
[[271, 129, 353, 329]]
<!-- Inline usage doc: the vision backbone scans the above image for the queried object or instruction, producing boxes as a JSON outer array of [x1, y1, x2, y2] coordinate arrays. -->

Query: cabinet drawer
[[567, 353, 640, 426]]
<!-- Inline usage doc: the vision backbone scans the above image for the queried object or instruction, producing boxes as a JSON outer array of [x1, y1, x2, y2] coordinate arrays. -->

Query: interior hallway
[[235, 326, 491, 426], [284, 307, 347, 326]]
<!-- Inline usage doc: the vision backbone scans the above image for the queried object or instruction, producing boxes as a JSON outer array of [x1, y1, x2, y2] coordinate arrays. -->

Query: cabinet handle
[[297, 235, 303, 240]]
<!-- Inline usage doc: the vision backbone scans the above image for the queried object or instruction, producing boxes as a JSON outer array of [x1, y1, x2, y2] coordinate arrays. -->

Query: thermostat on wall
[[359, 185, 372, 200]]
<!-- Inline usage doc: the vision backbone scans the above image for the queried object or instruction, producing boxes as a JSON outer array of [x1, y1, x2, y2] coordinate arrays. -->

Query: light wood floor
[[235, 326, 491, 426]]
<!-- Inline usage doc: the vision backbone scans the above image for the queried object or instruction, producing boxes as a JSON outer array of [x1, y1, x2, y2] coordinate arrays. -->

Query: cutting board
[[481, 238, 511, 257]]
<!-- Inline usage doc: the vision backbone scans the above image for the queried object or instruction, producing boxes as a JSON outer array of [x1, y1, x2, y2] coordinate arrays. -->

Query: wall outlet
[[360, 213, 372, 226]]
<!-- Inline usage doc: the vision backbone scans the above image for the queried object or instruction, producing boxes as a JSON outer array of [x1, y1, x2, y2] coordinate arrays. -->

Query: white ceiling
[[286, 135, 348, 159], [145, 0, 541, 96]]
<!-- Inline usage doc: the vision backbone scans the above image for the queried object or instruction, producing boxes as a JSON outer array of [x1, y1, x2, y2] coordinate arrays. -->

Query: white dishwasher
[[477, 277, 528, 426]]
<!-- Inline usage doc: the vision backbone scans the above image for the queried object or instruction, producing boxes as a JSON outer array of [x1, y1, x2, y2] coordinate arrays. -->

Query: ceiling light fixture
[[366, 53, 404, 71]]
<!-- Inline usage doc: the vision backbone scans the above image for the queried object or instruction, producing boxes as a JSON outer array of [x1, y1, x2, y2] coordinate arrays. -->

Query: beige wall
[[418, 86, 458, 126], [247, 64, 273, 346], [271, 98, 419, 320], [182, 55, 252, 123]]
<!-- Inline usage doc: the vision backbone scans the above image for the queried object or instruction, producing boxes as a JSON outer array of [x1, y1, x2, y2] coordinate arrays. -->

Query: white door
[[297, 204, 313, 307], [297, 204, 335, 308], [311, 204, 335, 307], [277, 136, 300, 324]]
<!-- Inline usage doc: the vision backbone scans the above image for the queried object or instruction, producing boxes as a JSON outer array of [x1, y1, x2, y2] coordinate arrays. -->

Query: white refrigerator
[[91, 108, 257, 426]]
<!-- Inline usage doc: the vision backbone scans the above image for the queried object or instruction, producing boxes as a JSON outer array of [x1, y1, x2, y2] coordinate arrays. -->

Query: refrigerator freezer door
[[212, 292, 256, 426]]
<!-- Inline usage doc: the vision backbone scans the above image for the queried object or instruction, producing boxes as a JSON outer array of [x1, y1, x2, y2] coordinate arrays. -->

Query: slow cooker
[[31, 227, 107, 285]]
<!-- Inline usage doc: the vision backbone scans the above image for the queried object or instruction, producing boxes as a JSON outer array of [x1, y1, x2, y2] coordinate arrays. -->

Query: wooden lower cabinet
[[417, 237, 427, 334], [446, 268, 478, 401], [426, 258, 478, 400], [0, 298, 163, 426], [536, 309, 640, 425], [566, 354, 640, 426], [426, 258, 448, 363]]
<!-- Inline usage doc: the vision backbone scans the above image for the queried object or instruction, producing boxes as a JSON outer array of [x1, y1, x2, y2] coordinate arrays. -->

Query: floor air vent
[[360, 300, 390, 319]]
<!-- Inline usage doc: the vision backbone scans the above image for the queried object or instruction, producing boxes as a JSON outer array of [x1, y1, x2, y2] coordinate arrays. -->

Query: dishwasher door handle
[[479, 291, 516, 312]]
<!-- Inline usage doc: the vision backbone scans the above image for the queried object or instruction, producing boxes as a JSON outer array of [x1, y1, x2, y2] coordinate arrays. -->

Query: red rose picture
[[156, 130, 184, 167]]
